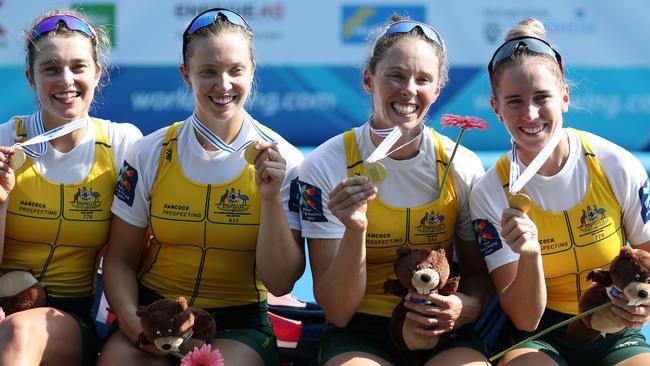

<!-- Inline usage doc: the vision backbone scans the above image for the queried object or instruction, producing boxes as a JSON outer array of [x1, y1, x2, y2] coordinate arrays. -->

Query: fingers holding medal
[[250, 141, 286, 193]]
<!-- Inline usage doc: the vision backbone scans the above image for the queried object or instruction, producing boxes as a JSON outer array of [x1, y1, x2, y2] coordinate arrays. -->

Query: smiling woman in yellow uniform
[[0, 10, 142, 366], [470, 18, 650, 366], [97, 8, 304, 366], [298, 15, 492, 366]]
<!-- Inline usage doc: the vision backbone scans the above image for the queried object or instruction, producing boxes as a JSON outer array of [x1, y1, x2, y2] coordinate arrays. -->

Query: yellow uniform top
[[4, 118, 116, 297], [343, 128, 459, 317], [495, 129, 625, 314], [141, 122, 266, 308]]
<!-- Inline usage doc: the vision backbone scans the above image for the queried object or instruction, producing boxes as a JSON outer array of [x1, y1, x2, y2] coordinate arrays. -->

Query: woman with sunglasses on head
[[298, 15, 492, 366], [470, 18, 650, 366], [97, 8, 304, 366], [0, 9, 142, 366]]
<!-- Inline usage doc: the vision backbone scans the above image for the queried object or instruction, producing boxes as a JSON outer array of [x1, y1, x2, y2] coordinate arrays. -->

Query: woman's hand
[[610, 296, 650, 329], [500, 208, 540, 256], [252, 142, 286, 200], [403, 291, 464, 337], [119, 309, 169, 356], [327, 176, 377, 232], [0, 146, 16, 204]]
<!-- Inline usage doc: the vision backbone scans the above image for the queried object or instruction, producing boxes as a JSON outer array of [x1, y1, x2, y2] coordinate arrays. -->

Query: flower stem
[[489, 302, 613, 362], [439, 128, 465, 192]]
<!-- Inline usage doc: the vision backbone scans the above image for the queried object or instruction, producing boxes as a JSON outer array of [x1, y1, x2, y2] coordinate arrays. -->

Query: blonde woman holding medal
[[470, 18, 650, 365], [298, 15, 491, 366], [98, 8, 304, 366], [0, 10, 142, 366]]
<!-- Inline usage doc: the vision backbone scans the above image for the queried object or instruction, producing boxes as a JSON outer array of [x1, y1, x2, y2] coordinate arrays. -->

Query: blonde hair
[[25, 9, 111, 89], [366, 14, 448, 88], [490, 18, 564, 95]]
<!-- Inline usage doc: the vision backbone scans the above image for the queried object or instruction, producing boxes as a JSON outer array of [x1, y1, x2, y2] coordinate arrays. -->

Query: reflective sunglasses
[[488, 36, 564, 86], [184, 8, 251, 37], [27, 14, 96, 44], [378, 20, 445, 52]]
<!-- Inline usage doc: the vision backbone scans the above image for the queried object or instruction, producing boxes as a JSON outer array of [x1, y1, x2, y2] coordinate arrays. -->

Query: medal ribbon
[[509, 128, 564, 194], [190, 112, 275, 153], [366, 121, 424, 163], [12, 111, 88, 158]]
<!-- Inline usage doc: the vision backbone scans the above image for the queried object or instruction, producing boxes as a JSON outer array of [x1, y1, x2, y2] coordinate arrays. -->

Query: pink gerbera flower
[[0, 307, 5, 323], [438, 114, 489, 191], [180, 344, 225, 366]]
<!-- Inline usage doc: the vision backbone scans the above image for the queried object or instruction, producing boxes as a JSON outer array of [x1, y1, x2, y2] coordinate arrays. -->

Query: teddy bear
[[383, 246, 459, 353], [137, 296, 217, 354], [567, 246, 650, 344], [0, 270, 48, 315]]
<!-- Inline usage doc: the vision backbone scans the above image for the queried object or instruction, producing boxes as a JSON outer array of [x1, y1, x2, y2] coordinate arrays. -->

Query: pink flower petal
[[440, 114, 489, 131], [0, 307, 5, 323], [180, 344, 225, 366]]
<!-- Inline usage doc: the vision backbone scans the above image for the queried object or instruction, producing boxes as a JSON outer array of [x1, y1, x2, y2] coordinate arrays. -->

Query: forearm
[[456, 272, 494, 327], [500, 253, 546, 331], [256, 196, 305, 296], [0, 201, 7, 264], [313, 229, 367, 327], [103, 255, 141, 341]]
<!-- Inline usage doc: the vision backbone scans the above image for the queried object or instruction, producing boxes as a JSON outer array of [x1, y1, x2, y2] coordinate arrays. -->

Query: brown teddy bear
[[383, 246, 459, 352], [567, 246, 650, 344], [0, 270, 47, 315], [137, 296, 217, 354]]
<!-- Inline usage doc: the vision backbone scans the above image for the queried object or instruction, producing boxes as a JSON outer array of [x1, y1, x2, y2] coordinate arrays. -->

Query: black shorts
[[317, 312, 487, 365], [502, 308, 650, 366]]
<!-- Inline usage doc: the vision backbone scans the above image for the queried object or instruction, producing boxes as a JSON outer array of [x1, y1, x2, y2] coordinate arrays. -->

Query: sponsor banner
[[1, 0, 650, 66], [2, 65, 649, 152]]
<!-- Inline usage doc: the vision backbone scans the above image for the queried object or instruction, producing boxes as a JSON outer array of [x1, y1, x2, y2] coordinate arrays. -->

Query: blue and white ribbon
[[509, 128, 564, 195], [190, 111, 275, 153], [13, 111, 88, 158], [366, 120, 424, 163]]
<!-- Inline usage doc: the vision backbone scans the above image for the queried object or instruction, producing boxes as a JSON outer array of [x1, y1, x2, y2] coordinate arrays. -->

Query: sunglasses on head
[[488, 36, 564, 86], [27, 14, 96, 45], [378, 20, 445, 52], [184, 8, 251, 37]]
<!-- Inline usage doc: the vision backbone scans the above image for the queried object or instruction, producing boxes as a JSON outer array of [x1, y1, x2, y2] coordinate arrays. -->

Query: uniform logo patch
[[298, 180, 327, 222], [115, 161, 138, 207], [215, 187, 250, 212], [70, 186, 102, 210], [473, 219, 502, 257], [577, 204, 610, 232], [288, 176, 300, 213], [640, 179, 650, 224], [415, 211, 446, 234]]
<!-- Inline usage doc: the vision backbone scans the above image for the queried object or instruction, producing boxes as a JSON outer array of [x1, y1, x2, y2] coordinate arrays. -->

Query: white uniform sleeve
[[298, 135, 348, 239], [111, 128, 166, 228], [446, 142, 485, 241], [102, 119, 144, 171], [273, 132, 304, 231], [586, 132, 650, 245], [469, 168, 520, 272]]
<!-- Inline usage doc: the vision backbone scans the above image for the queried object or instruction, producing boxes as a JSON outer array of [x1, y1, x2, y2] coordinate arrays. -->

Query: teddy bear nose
[[639, 290, 648, 299], [162, 344, 172, 350], [420, 273, 431, 283]]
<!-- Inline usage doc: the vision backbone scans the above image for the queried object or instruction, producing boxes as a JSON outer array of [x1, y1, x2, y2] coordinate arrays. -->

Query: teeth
[[392, 103, 417, 115], [210, 96, 235, 104], [54, 91, 79, 99], [521, 125, 544, 134]]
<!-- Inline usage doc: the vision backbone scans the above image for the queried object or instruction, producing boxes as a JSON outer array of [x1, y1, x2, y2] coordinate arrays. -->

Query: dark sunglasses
[[27, 14, 96, 45], [488, 36, 564, 86], [184, 8, 251, 37], [378, 20, 445, 52]]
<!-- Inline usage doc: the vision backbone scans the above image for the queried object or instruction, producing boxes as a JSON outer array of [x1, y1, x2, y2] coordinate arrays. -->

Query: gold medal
[[244, 143, 260, 165], [508, 193, 532, 213], [364, 162, 387, 185], [9, 147, 26, 170]]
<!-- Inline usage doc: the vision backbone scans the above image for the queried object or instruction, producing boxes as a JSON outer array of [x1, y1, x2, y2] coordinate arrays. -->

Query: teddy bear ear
[[619, 246, 635, 259], [396, 246, 412, 257], [136, 306, 148, 317], [587, 268, 612, 286]]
